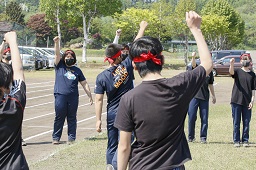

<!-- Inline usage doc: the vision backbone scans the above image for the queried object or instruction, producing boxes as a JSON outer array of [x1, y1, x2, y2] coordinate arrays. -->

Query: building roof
[[0, 21, 13, 33]]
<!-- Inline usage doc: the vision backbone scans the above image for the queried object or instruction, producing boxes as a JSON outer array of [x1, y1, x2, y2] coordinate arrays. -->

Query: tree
[[201, 0, 244, 49], [201, 15, 229, 50], [114, 8, 159, 42], [40, 0, 68, 47], [27, 13, 52, 46], [65, 0, 122, 62], [6, 1, 25, 25], [173, 0, 196, 65], [150, 0, 174, 41]]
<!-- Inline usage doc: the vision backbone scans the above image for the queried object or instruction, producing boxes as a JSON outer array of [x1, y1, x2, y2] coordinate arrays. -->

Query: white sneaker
[[243, 142, 249, 147], [234, 143, 240, 147]]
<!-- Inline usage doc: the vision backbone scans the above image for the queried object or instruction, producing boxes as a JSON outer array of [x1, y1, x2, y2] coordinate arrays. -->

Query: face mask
[[121, 54, 128, 61], [242, 60, 250, 67], [65, 58, 74, 66], [6, 54, 11, 61]]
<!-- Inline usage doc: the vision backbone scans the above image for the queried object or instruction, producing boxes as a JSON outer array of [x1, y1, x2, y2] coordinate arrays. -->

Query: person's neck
[[242, 67, 250, 72], [142, 72, 164, 81]]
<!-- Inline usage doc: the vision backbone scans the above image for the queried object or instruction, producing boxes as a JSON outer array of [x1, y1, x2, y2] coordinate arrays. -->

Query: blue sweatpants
[[52, 93, 79, 141]]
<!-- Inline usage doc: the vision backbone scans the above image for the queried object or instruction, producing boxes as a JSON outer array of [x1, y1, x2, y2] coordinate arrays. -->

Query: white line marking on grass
[[23, 112, 107, 141]]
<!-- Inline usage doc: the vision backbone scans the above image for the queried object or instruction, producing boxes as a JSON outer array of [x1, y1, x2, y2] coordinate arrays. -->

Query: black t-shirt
[[0, 80, 29, 170], [114, 66, 206, 170], [231, 68, 256, 106], [187, 65, 214, 101]]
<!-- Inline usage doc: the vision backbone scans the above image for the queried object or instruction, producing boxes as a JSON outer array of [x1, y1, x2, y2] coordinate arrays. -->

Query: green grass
[[27, 52, 256, 170], [29, 103, 256, 170]]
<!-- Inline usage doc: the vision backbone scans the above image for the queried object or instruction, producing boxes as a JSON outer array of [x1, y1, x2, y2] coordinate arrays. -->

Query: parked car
[[21, 46, 49, 69], [19, 46, 44, 70], [211, 50, 247, 63], [212, 55, 244, 76], [186, 50, 248, 70], [37, 48, 55, 68], [18, 47, 36, 69]]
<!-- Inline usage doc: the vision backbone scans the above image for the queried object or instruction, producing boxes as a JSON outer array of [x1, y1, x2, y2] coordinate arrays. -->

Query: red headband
[[133, 51, 162, 65], [3, 48, 10, 55], [104, 50, 122, 63], [65, 50, 74, 55]]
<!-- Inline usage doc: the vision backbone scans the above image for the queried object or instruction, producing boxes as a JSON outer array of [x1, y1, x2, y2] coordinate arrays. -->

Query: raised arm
[[186, 11, 212, 75], [191, 51, 197, 69], [4, 32, 24, 81], [53, 36, 61, 65], [229, 58, 235, 75], [0, 40, 5, 61], [134, 21, 148, 41], [113, 29, 122, 44]]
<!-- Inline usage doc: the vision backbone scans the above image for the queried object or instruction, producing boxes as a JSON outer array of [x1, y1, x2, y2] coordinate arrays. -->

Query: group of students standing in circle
[[0, 10, 255, 170]]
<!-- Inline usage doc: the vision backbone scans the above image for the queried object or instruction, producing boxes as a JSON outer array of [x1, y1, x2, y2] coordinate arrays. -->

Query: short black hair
[[105, 43, 122, 59], [0, 62, 13, 96], [61, 49, 77, 64], [129, 36, 164, 78]]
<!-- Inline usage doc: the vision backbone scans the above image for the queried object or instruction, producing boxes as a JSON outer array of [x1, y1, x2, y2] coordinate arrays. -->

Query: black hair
[[61, 49, 77, 64], [105, 43, 122, 61], [0, 62, 13, 97], [121, 43, 129, 50], [129, 36, 164, 78]]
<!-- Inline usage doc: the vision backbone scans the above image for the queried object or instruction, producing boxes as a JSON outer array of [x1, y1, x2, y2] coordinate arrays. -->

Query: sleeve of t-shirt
[[114, 95, 134, 132], [177, 66, 206, 101], [54, 59, 63, 69], [94, 75, 105, 94], [78, 69, 86, 82], [209, 71, 214, 84], [231, 68, 238, 79], [11, 79, 26, 109]]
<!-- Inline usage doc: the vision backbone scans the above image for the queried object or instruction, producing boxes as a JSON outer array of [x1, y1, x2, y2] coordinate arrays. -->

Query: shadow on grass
[[25, 141, 53, 145], [85, 137, 108, 141]]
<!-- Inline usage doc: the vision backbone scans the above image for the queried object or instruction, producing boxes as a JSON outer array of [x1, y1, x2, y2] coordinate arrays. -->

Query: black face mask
[[5, 54, 11, 61], [65, 58, 74, 66], [121, 54, 128, 61], [242, 60, 250, 67]]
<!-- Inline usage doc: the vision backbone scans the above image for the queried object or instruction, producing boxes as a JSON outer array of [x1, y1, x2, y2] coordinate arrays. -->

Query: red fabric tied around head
[[133, 51, 162, 65], [104, 50, 121, 63], [65, 50, 74, 55], [3, 48, 10, 55]]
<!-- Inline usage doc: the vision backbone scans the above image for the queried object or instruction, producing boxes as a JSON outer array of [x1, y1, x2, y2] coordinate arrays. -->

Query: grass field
[[29, 104, 256, 170], [27, 50, 256, 170]]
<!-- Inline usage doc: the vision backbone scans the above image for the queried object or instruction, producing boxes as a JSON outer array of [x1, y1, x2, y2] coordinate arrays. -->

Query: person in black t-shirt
[[114, 11, 213, 170], [95, 21, 148, 169], [229, 53, 256, 147], [0, 32, 29, 169], [187, 52, 216, 143]]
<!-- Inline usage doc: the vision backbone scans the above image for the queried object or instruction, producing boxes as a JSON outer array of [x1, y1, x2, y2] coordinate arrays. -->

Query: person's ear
[[132, 61, 137, 70]]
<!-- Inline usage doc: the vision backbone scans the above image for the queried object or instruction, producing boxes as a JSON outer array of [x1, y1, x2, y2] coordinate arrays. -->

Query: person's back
[[0, 32, 29, 169], [114, 11, 213, 170]]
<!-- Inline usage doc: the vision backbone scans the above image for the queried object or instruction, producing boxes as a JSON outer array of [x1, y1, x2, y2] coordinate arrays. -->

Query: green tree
[[150, 0, 174, 41], [173, 0, 196, 65], [65, 0, 122, 62], [114, 8, 159, 42], [201, 0, 244, 49], [201, 15, 229, 50], [6, 1, 25, 25]]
